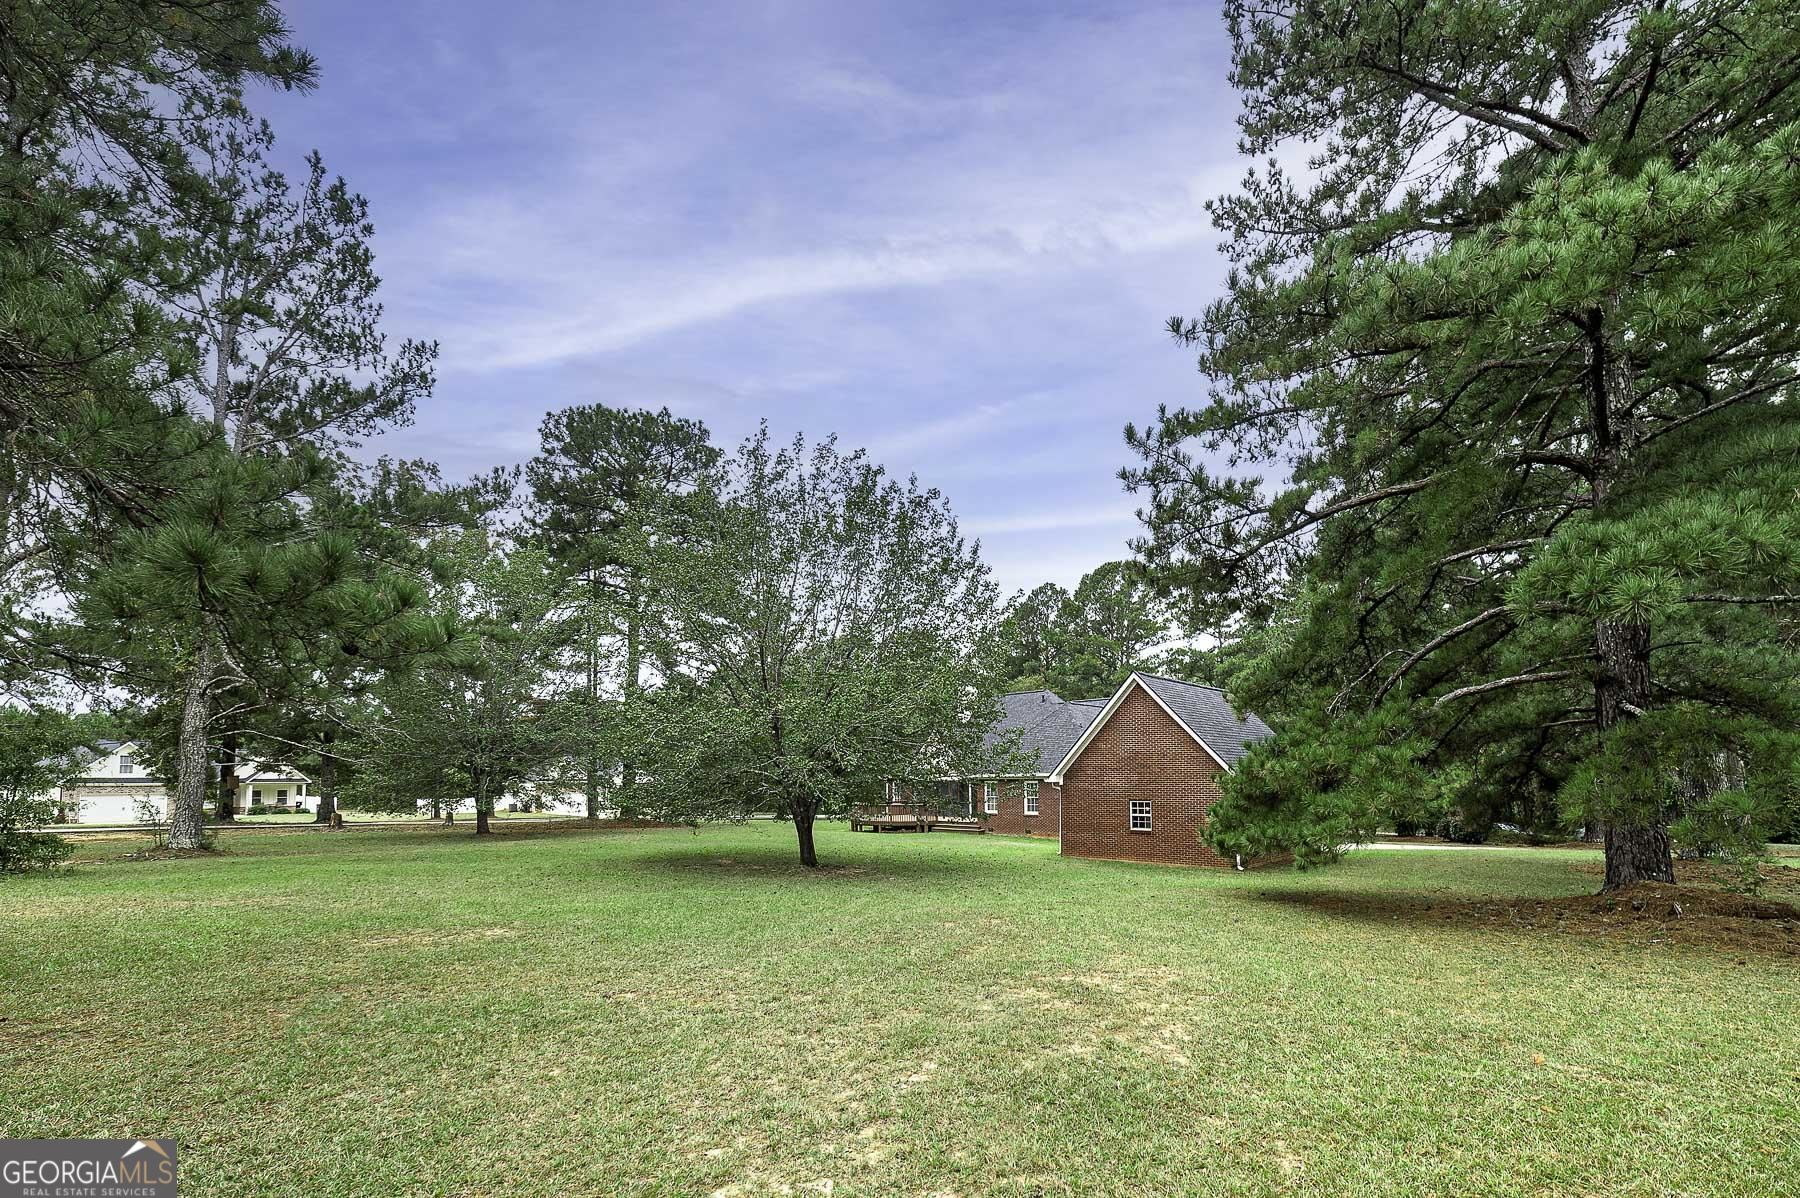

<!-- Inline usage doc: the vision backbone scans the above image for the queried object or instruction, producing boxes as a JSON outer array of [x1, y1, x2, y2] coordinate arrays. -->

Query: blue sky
[[264, 0, 1241, 596]]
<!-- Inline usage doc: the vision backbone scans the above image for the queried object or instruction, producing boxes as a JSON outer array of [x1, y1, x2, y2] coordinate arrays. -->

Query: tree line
[[0, 1, 1007, 870], [4, 0, 1795, 891]]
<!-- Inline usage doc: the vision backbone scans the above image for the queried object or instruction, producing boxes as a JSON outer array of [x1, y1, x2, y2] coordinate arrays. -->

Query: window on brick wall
[[1129, 799, 1152, 832], [1023, 781, 1039, 816], [983, 781, 998, 814]]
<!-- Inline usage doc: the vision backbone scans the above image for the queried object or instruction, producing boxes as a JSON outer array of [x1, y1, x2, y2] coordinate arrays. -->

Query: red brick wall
[[1059, 684, 1243, 868], [974, 779, 1059, 838]]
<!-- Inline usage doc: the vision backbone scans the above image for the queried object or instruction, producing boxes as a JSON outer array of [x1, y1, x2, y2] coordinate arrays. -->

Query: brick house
[[948, 674, 1275, 866], [957, 690, 1108, 837], [1047, 673, 1276, 868]]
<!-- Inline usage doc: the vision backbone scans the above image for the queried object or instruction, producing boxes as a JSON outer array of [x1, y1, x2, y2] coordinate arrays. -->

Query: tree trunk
[[312, 754, 337, 825], [1594, 620, 1675, 889], [586, 569, 602, 820], [214, 730, 238, 822], [168, 634, 217, 850], [620, 598, 642, 817], [1604, 822, 1675, 890], [474, 776, 492, 836], [792, 797, 818, 868]]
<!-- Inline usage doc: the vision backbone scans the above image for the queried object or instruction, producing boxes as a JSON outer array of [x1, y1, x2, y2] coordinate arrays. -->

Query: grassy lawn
[[2, 826, 1795, 1197]]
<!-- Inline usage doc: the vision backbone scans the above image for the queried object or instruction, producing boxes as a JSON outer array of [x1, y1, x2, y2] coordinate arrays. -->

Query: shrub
[[1434, 808, 1493, 845], [0, 822, 73, 873], [0, 708, 102, 874]]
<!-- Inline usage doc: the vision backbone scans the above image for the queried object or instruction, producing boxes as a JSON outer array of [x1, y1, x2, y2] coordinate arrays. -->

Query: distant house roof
[[980, 689, 1108, 777], [1048, 672, 1274, 780]]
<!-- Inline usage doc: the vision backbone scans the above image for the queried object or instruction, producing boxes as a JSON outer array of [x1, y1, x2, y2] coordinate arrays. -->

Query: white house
[[42, 740, 171, 825], [237, 762, 315, 811], [39, 741, 315, 824]]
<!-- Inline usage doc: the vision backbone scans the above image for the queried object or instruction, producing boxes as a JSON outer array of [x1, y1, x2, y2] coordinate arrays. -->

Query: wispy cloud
[[270, 0, 1241, 594], [964, 501, 1141, 537]]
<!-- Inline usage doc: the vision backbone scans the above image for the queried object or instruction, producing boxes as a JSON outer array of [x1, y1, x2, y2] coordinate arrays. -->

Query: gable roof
[[1047, 672, 1274, 781], [1136, 674, 1274, 768], [981, 689, 1107, 777]]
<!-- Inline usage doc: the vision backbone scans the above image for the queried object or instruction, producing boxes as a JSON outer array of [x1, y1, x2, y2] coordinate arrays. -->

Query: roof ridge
[[1134, 670, 1229, 695]]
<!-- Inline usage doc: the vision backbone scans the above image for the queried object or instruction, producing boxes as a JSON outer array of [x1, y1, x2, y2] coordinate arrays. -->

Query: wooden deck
[[849, 811, 986, 834]]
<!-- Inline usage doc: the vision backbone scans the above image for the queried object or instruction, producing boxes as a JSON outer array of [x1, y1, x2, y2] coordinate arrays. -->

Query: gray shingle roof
[[982, 690, 1106, 776], [1134, 673, 1274, 766]]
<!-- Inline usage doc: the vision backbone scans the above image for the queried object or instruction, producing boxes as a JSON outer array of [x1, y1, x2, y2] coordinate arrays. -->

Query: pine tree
[[1060, 561, 1168, 696], [992, 583, 1073, 691], [1126, 0, 1800, 889], [0, 1, 313, 694], [81, 99, 438, 849], [525, 405, 720, 818]]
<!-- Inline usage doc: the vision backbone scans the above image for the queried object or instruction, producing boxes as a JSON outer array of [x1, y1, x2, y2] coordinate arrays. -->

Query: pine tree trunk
[[586, 570, 602, 820], [620, 598, 642, 817], [1604, 822, 1674, 890], [1594, 620, 1674, 890], [792, 797, 819, 868], [168, 634, 217, 850], [214, 730, 237, 822], [313, 755, 337, 824]]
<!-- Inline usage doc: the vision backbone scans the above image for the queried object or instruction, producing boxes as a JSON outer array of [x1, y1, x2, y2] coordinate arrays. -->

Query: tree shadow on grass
[[1245, 882, 1800, 958], [622, 840, 998, 884], [480, 818, 669, 842]]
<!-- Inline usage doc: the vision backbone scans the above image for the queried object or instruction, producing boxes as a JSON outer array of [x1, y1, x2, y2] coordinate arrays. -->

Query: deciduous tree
[[347, 537, 572, 835], [630, 429, 1002, 867]]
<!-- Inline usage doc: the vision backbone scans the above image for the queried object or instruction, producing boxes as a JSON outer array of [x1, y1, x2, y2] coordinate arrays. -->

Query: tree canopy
[[629, 428, 1004, 867], [1125, 0, 1800, 889]]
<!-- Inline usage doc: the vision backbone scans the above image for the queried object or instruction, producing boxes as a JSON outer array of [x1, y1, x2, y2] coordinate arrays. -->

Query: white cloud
[[963, 501, 1141, 537], [367, 3, 1238, 376]]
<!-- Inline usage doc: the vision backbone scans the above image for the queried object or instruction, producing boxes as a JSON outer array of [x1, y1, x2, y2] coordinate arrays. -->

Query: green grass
[[2, 826, 1795, 1197]]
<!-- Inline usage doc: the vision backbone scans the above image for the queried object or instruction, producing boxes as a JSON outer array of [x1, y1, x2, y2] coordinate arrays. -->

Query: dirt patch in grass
[[1254, 860, 1800, 957], [119, 845, 223, 862], [1574, 856, 1800, 900], [1448, 883, 1800, 955]]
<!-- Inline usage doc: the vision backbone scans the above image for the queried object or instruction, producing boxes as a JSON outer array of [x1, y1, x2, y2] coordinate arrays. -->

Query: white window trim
[[1129, 799, 1152, 832], [983, 781, 998, 815], [1023, 781, 1039, 816]]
